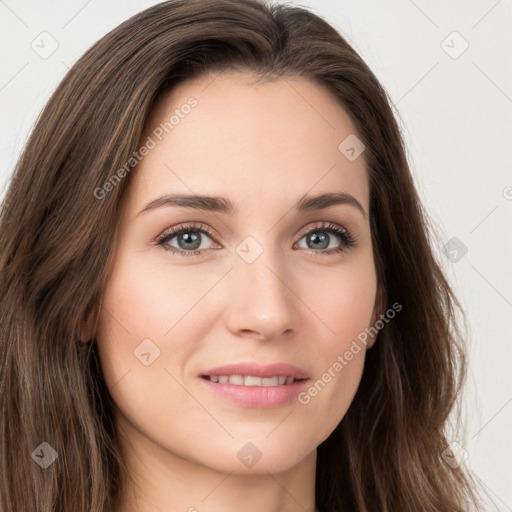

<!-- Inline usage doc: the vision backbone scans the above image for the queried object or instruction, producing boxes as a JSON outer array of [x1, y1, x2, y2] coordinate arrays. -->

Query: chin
[[191, 435, 314, 475]]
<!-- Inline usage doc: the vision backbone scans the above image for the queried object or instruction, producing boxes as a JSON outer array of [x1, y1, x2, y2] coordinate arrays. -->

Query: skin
[[91, 71, 384, 512]]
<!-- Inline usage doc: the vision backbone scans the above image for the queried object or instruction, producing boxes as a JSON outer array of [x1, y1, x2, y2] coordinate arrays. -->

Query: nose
[[224, 243, 302, 341]]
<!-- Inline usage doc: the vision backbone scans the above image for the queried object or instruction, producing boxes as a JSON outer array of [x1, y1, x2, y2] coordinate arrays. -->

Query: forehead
[[129, 71, 369, 216]]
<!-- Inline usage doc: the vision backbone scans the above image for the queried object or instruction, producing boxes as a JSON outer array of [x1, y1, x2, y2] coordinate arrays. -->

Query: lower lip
[[199, 377, 310, 408]]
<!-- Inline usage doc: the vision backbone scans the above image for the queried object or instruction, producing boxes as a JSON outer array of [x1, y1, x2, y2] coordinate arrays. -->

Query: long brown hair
[[0, 0, 484, 510]]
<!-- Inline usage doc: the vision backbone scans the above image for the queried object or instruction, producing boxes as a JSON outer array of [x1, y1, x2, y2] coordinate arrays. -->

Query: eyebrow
[[137, 191, 368, 219]]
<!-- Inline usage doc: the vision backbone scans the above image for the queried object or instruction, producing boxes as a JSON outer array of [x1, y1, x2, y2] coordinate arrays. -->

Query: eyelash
[[156, 221, 356, 257]]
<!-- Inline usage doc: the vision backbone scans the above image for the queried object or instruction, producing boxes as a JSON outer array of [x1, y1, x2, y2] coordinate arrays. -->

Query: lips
[[200, 362, 309, 381], [199, 362, 310, 408]]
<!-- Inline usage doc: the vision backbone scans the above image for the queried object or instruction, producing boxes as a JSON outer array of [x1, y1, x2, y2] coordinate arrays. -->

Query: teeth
[[207, 375, 296, 386], [229, 375, 244, 385], [245, 376, 263, 386]]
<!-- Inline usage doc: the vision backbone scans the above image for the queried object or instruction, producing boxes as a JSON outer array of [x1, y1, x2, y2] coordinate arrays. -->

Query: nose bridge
[[226, 236, 299, 338]]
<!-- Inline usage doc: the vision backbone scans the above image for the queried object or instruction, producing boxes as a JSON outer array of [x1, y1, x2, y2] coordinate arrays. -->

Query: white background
[[1, 0, 511, 509]]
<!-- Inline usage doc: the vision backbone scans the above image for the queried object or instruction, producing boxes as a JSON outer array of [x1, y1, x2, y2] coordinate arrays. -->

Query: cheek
[[94, 248, 222, 400], [324, 264, 376, 374], [94, 254, 205, 452], [97, 249, 217, 344], [305, 254, 378, 352], [294, 258, 376, 435]]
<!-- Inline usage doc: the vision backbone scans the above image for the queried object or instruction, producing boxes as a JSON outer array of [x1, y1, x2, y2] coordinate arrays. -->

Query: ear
[[366, 285, 386, 349]]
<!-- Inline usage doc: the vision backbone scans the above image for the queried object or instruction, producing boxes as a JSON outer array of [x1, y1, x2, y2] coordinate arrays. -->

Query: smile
[[203, 375, 298, 386]]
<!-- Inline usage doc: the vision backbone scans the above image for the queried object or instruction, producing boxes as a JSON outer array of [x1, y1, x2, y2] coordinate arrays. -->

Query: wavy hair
[[0, 0, 484, 510]]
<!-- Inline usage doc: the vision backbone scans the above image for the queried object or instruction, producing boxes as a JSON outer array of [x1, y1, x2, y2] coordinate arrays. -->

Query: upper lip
[[201, 362, 309, 379]]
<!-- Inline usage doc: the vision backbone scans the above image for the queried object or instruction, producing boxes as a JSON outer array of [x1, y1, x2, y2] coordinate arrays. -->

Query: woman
[[0, 0, 484, 510]]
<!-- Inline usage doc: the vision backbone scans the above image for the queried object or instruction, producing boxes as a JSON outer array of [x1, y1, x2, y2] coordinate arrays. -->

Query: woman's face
[[95, 71, 382, 475]]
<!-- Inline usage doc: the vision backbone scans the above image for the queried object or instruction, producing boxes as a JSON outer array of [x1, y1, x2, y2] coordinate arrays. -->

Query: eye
[[156, 223, 219, 257], [156, 221, 356, 257], [295, 221, 356, 255]]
